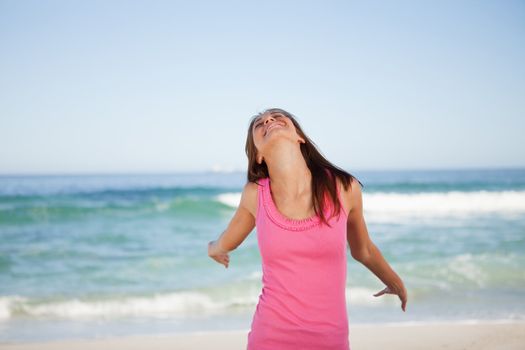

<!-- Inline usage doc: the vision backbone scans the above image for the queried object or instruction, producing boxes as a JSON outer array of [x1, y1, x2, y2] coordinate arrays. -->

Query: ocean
[[0, 168, 524, 342]]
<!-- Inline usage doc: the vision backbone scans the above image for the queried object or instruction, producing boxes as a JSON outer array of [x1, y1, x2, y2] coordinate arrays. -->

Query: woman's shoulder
[[239, 180, 262, 219], [335, 175, 361, 215]]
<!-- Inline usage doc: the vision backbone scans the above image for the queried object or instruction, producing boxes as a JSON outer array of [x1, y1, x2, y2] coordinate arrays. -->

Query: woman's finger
[[373, 285, 408, 312], [400, 292, 407, 311], [373, 288, 387, 297]]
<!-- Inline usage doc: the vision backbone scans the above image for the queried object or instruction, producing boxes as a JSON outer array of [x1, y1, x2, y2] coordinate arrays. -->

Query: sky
[[0, 0, 524, 174]]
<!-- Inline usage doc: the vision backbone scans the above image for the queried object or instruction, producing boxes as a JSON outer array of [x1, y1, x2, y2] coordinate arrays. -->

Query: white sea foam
[[216, 190, 525, 219], [445, 253, 488, 288], [27, 292, 228, 319], [0, 296, 28, 320], [216, 192, 241, 208], [365, 190, 525, 215], [0, 286, 395, 321]]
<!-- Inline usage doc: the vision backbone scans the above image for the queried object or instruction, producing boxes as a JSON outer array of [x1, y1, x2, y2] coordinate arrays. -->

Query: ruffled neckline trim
[[261, 177, 326, 231]]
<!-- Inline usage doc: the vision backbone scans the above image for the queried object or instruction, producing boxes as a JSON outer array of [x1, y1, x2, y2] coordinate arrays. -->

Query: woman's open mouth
[[265, 123, 284, 136]]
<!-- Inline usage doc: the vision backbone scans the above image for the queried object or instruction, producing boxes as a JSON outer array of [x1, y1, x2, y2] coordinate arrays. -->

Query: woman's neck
[[264, 143, 312, 198]]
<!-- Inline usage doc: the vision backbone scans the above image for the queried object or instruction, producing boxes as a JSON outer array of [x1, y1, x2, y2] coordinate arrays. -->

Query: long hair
[[245, 107, 364, 227]]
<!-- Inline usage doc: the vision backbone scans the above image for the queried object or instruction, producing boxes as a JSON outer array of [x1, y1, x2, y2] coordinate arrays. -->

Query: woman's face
[[252, 112, 304, 163]]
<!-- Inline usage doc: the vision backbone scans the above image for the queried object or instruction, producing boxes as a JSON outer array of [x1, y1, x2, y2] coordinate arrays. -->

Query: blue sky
[[1, 0, 524, 174]]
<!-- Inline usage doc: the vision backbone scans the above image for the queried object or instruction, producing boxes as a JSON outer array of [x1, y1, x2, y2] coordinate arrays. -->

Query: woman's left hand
[[373, 281, 408, 312], [208, 240, 230, 268]]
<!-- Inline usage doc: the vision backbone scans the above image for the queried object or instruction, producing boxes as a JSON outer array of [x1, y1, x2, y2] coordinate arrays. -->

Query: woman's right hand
[[208, 240, 230, 268]]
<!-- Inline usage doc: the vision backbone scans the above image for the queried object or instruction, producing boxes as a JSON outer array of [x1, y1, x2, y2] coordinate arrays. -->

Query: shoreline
[[1, 320, 524, 350]]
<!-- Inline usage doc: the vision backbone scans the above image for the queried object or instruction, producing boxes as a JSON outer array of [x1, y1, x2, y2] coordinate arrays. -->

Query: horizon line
[[0, 165, 524, 177]]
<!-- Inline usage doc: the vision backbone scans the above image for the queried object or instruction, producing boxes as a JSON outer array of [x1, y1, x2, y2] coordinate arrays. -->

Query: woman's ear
[[298, 137, 306, 144], [257, 154, 264, 164]]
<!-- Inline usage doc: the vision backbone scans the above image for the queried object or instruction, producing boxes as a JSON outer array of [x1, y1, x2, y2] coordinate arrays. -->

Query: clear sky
[[1, 0, 524, 174]]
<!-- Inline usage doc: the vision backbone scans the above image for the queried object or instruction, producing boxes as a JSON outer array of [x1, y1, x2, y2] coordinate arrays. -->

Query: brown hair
[[245, 107, 364, 227]]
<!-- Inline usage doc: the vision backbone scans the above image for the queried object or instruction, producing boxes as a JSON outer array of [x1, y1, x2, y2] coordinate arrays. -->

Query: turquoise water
[[1, 168, 524, 342]]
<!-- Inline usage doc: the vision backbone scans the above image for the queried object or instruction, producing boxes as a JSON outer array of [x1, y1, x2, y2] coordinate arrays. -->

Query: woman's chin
[[265, 134, 297, 147]]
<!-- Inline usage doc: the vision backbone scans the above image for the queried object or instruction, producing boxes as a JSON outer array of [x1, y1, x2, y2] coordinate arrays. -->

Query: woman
[[208, 108, 407, 349]]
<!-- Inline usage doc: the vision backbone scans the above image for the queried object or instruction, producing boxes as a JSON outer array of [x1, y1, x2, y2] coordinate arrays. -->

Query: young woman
[[208, 108, 408, 349]]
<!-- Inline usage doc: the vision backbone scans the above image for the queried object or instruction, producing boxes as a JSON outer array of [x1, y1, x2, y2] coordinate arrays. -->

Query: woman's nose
[[263, 116, 275, 124]]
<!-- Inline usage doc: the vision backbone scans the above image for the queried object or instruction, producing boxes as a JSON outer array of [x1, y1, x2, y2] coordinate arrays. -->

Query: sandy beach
[[1, 321, 524, 350]]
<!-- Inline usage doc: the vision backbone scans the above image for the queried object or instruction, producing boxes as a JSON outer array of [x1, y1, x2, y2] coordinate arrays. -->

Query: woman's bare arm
[[208, 182, 257, 267], [344, 177, 408, 311]]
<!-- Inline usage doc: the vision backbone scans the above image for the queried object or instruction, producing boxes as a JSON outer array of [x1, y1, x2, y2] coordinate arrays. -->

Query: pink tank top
[[247, 175, 350, 350]]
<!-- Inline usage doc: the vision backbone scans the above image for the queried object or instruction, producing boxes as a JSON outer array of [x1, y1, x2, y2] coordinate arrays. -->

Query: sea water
[[0, 168, 524, 342]]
